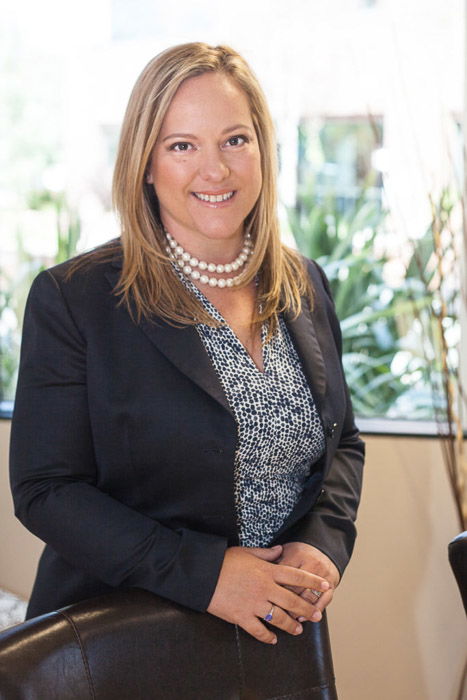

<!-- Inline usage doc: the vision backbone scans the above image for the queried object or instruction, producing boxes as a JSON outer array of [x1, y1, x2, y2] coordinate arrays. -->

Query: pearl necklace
[[165, 230, 253, 288]]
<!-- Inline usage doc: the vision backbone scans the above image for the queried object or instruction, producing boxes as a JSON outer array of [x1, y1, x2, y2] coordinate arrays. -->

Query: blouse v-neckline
[[184, 275, 269, 375]]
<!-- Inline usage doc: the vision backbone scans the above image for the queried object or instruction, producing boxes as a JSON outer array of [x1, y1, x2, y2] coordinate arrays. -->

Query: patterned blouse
[[183, 277, 325, 547]]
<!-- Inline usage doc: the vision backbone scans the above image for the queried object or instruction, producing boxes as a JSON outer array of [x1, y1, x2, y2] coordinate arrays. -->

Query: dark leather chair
[[0, 588, 337, 699], [448, 531, 467, 615]]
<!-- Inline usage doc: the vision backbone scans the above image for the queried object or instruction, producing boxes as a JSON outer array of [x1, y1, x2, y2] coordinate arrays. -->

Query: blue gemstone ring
[[264, 605, 275, 622]]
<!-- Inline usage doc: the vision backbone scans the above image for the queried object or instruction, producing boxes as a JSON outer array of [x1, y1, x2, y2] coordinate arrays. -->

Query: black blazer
[[9, 245, 364, 619]]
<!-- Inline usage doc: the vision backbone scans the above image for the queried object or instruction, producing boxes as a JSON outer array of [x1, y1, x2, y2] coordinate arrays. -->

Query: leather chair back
[[448, 531, 467, 615], [0, 588, 337, 699]]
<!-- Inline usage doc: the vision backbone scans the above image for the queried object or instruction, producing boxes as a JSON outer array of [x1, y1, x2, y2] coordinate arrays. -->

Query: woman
[[10, 43, 364, 697]]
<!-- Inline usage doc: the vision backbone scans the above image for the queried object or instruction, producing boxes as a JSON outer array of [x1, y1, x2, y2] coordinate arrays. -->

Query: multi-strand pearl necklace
[[165, 230, 253, 288]]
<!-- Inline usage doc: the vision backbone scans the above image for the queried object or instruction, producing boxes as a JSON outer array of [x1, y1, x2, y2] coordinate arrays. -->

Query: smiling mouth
[[193, 191, 235, 203]]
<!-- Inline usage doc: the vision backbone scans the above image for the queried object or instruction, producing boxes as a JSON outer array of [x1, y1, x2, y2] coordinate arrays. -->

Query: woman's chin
[[184, 220, 245, 244]]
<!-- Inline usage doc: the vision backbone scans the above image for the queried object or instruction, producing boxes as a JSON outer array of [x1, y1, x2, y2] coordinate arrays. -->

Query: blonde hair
[[96, 43, 312, 330]]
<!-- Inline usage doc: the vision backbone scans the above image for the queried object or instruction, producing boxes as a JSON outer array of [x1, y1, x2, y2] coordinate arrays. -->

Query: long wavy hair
[[76, 42, 313, 331]]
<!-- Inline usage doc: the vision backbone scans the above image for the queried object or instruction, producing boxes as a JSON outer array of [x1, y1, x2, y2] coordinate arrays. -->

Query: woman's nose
[[198, 147, 230, 182]]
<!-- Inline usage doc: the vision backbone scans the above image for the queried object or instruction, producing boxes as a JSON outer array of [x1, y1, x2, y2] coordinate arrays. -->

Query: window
[[298, 116, 384, 213], [1, 0, 464, 426]]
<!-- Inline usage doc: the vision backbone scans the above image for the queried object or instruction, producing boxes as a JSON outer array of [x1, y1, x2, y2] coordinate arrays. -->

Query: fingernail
[[294, 625, 303, 635], [321, 581, 330, 591], [298, 616, 306, 623], [272, 636, 278, 644], [312, 611, 322, 622]]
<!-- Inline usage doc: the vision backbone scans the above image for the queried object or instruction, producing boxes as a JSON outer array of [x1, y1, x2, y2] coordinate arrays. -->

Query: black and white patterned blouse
[[182, 276, 325, 547]]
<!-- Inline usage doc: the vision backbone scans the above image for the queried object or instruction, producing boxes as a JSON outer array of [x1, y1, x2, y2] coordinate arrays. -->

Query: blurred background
[[1, 0, 464, 424], [0, 2, 466, 698]]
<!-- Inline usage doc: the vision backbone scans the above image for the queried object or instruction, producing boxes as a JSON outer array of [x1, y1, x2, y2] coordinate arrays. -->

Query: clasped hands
[[207, 542, 340, 645]]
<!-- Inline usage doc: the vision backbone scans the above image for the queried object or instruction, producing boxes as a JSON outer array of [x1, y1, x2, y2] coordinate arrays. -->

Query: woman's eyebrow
[[161, 124, 254, 142], [161, 132, 196, 142], [221, 123, 254, 135]]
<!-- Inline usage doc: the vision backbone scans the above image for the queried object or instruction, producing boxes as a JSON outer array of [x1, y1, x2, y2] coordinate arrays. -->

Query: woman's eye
[[170, 142, 192, 152], [226, 135, 247, 147]]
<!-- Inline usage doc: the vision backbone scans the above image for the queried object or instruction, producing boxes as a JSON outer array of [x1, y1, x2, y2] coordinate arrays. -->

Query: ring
[[310, 589, 322, 599], [264, 605, 275, 622]]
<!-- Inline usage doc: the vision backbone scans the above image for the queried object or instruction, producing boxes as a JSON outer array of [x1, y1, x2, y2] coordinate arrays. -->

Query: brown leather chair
[[0, 588, 337, 699]]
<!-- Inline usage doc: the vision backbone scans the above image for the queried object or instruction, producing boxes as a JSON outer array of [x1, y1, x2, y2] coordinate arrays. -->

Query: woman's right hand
[[206, 545, 330, 644]]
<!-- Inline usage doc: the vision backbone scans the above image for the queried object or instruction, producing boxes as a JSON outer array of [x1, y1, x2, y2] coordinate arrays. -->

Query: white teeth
[[194, 191, 234, 202]]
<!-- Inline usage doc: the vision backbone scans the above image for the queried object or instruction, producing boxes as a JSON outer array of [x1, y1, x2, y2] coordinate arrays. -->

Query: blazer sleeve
[[283, 260, 365, 578], [9, 270, 228, 612]]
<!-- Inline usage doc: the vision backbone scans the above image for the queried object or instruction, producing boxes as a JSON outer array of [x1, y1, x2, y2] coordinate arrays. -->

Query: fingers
[[248, 544, 283, 562], [279, 542, 341, 589], [275, 543, 339, 622], [243, 618, 278, 645], [272, 583, 324, 622], [274, 564, 330, 594], [261, 604, 304, 637], [241, 603, 305, 644], [301, 587, 324, 605], [207, 546, 332, 646], [296, 588, 334, 624], [302, 587, 334, 614], [303, 588, 325, 605]]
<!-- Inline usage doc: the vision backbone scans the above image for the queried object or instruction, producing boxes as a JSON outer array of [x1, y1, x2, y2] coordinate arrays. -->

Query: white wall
[[0, 420, 465, 699]]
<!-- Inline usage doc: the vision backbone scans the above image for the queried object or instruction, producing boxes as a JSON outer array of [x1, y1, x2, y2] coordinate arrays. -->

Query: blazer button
[[203, 445, 224, 454], [325, 422, 338, 438]]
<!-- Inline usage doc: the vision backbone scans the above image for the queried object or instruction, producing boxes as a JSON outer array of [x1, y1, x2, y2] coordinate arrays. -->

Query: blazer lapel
[[105, 252, 325, 417], [139, 317, 233, 415], [105, 262, 233, 417], [284, 305, 327, 412]]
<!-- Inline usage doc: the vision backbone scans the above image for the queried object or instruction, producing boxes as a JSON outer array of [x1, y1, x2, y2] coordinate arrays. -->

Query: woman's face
[[147, 72, 262, 253]]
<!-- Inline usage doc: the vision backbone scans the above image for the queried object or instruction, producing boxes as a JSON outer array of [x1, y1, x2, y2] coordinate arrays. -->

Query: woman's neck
[[163, 227, 246, 266]]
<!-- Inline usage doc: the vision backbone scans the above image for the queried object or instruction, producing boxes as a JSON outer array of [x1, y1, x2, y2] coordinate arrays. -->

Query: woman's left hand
[[276, 542, 340, 620]]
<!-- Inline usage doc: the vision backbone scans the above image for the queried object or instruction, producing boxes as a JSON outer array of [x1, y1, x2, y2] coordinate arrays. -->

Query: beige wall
[[0, 420, 42, 598], [329, 435, 466, 700], [0, 420, 465, 699]]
